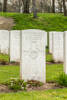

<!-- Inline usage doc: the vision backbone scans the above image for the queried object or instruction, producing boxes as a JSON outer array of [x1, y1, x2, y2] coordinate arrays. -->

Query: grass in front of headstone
[[0, 65, 19, 84], [0, 88, 67, 100], [0, 13, 67, 31], [46, 47, 63, 82], [46, 64, 63, 82], [0, 64, 63, 84]]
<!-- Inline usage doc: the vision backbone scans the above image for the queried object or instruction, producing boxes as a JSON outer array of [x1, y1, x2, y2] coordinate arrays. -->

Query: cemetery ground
[[0, 12, 67, 31], [0, 49, 65, 100], [0, 12, 67, 99], [0, 16, 14, 30]]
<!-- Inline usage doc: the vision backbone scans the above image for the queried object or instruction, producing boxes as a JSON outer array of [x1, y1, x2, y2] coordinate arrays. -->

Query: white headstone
[[49, 32, 53, 53], [52, 32, 64, 62], [64, 31, 67, 74], [20, 29, 46, 83], [0, 30, 9, 54], [45, 31, 47, 47], [10, 30, 20, 62]]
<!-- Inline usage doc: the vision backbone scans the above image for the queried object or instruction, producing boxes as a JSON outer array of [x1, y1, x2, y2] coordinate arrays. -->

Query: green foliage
[[58, 73, 67, 87], [0, 53, 9, 62], [46, 54, 53, 62], [0, 13, 67, 31], [27, 80, 43, 87], [8, 78, 27, 91], [7, 79, 43, 91]]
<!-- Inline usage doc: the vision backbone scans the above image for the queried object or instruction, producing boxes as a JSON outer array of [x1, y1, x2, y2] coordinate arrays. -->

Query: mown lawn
[[0, 88, 67, 100], [46, 64, 63, 82], [0, 63, 64, 100], [0, 65, 19, 83], [0, 13, 67, 31], [0, 12, 66, 99], [0, 47, 63, 83], [0, 63, 63, 83]]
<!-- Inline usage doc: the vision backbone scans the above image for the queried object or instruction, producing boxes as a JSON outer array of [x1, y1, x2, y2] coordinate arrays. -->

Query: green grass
[[0, 65, 19, 83], [0, 64, 63, 83], [46, 54, 53, 62], [0, 12, 66, 99], [0, 54, 9, 62], [0, 13, 67, 31], [46, 47, 53, 62], [46, 64, 63, 82], [0, 88, 67, 100], [46, 47, 49, 53]]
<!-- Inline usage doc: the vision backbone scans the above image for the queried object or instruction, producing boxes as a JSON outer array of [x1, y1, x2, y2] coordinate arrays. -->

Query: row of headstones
[[19, 30, 67, 83], [0, 30, 47, 62], [49, 31, 67, 74], [0, 29, 47, 83], [1, 29, 67, 83]]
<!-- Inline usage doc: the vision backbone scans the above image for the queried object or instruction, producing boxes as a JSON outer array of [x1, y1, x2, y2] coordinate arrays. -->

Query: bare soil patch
[[0, 83, 64, 93], [0, 17, 14, 30], [0, 85, 12, 93], [27, 83, 62, 91], [0, 61, 20, 66], [46, 62, 63, 65]]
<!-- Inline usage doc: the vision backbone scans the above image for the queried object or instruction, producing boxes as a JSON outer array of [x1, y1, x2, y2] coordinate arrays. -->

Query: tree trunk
[[63, 0, 67, 16], [3, 0, 7, 12], [52, 0, 55, 13], [18, 0, 21, 12], [32, 0, 37, 18], [22, 0, 30, 13]]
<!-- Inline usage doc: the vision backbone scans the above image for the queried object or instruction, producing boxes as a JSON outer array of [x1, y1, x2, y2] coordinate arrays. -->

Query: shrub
[[58, 73, 67, 87], [8, 78, 27, 91], [27, 80, 43, 87], [6, 79, 43, 91]]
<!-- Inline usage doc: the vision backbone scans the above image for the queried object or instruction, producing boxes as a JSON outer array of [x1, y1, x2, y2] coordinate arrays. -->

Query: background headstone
[[49, 32, 53, 54], [20, 29, 46, 83], [0, 30, 9, 54], [45, 31, 47, 47], [10, 30, 20, 62], [64, 31, 67, 74], [52, 32, 64, 62]]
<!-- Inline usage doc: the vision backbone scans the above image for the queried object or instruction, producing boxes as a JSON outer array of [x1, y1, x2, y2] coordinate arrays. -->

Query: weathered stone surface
[[52, 32, 64, 62], [64, 31, 67, 74], [0, 30, 9, 54], [20, 29, 46, 83], [10, 30, 20, 62], [49, 32, 53, 54]]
